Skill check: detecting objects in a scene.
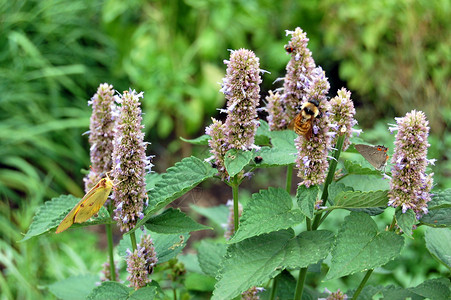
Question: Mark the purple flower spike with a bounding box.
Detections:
[126,234,158,290]
[266,91,287,130]
[388,110,434,219]
[112,90,151,232]
[295,67,332,187]
[329,88,358,151]
[207,49,261,179]
[84,83,116,191]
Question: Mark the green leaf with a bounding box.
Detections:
[344,160,384,176]
[427,189,451,209]
[144,208,211,234]
[326,212,404,280]
[296,185,320,219]
[395,209,416,238]
[86,281,130,300]
[146,172,163,192]
[129,285,159,299]
[49,274,100,300]
[255,119,271,138]
[229,188,304,243]
[197,240,228,277]
[224,149,253,177]
[382,278,451,300]
[22,195,110,241]
[180,134,210,145]
[425,227,451,270]
[134,156,217,231]
[190,204,229,228]
[420,207,451,228]
[118,229,189,264]
[212,229,334,300]
[253,146,296,167]
[327,182,354,205]
[330,190,388,209]
[339,174,390,192]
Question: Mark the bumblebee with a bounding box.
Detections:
[288,99,322,140]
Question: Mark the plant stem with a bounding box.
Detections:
[294,267,308,300]
[269,276,278,300]
[106,202,116,281]
[130,230,137,252]
[232,175,240,231]
[312,135,346,230]
[286,164,294,193]
[351,269,373,300]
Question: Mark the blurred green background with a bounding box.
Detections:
[1,0,450,298]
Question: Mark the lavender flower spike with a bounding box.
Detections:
[266,91,287,130]
[295,67,332,187]
[388,110,434,218]
[112,90,151,232]
[84,83,116,191]
[282,27,316,121]
[207,49,261,179]
[329,87,358,151]
[222,49,261,151]
[126,234,158,290]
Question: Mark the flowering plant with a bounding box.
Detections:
[24,27,449,300]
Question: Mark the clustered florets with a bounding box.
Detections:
[126,234,158,290]
[206,49,261,179]
[328,88,359,151]
[112,90,152,232]
[84,83,116,191]
[388,110,434,218]
[295,67,332,187]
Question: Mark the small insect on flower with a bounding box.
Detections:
[288,99,322,140]
[254,156,263,163]
[56,174,117,233]
[354,144,389,170]
[285,45,295,53]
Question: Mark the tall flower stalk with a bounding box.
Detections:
[84,83,116,191]
[388,110,434,218]
[126,234,158,290]
[112,90,152,233]
[206,49,261,231]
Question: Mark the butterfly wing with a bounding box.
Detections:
[74,178,113,223]
[354,144,388,169]
[55,197,85,234]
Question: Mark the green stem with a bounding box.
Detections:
[269,276,278,300]
[106,202,116,281]
[312,135,346,230]
[232,175,240,231]
[351,269,373,300]
[294,267,308,300]
[130,230,137,252]
[285,164,294,194]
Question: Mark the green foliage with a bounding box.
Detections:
[424,228,451,271]
[326,212,404,280]
[48,274,100,300]
[144,208,211,234]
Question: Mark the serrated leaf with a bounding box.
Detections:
[180,134,210,145]
[296,185,320,219]
[22,195,110,241]
[252,146,296,167]
[327,182,354,205]
[87,281,130,300]
[420,207,451,228]
[344,160,384,176]
[212,229,334,300]
[229,188,304,243]
[128,285,159,299]
[326,212,404,280]
[144,208,211,234]
[146,172,163,192]
[407,277,451,300]
[49,274,100,300]
[396,209,416,238]
[425,227,451,270]
[118,229,189,264]
[338,174,390,192]
[190,204,229,228]
[197,240,227,277]
[134,156,217,231]
[224,149,253,177]
[331,190,388,209]
[427,189,451,209]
